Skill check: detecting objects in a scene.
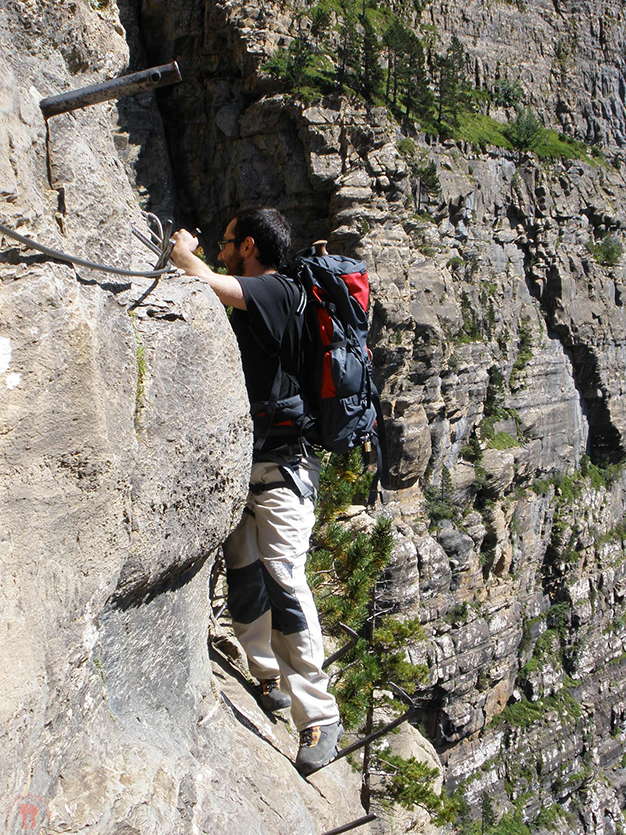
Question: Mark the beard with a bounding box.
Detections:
[224,252,245,276]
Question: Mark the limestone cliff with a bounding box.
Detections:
[4,0,626,833]
[131,0,626,830]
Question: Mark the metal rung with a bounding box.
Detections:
[308,682,419,775]
[320,813,377,835]
[322,622,360,669]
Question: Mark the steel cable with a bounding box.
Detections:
[0,222,176,278]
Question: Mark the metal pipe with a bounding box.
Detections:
[320,814,377,835]
[40,61,182,118]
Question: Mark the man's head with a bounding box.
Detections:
[217,207,291,276]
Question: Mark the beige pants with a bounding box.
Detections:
[223,452,339,732]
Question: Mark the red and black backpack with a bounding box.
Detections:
[252,242,390,495]
[291,243,390,490]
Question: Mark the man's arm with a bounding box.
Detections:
[170,230,246,310]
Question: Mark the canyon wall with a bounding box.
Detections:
[0,1,367,833]
[132,0,626,830]
[3,0,626,832]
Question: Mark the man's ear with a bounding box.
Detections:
[241,235,256,258]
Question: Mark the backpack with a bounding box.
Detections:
[289,242,390,492]
[252,241,390,497]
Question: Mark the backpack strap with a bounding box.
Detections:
[249,453,315,501]
[373,386,391,490]
[252,357,284,453]
[366,385,391,505]
[252,280,306,453]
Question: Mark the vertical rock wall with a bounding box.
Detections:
[425,0,626,148]
[5,0,626,830]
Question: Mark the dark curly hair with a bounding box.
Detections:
[232,208,291,270]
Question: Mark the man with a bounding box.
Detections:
[171,208,342,775]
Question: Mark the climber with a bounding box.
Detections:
[170,208,342,775]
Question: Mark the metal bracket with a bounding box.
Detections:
[128,214,176,309]
[322,622,360,670]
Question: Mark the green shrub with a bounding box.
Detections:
[492,78,523,108]
[547,602,571,636]
[444,602,469,625]
[381,754,449,820]
[493,684,581,730]
[447,256,465,271]
[580,454,624,488]
[397,137,416,156]
[424,489,457,524]
[506,107,545,151]
[458,291,482,341]
[462,436,483,463]
[588,234,623,266]
[490,813,532,835]
[531,479,552,496]
[509,317,533,388]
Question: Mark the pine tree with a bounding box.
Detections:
[435,35,470,134]
[441,464,453,501]
[310,4,331,52]
[307,452,451,823]
[507,106,545,151]
[383,19,405,107]
[361,16,384,102]
[287,30,314,91]
[405,34,433,123]
[337,12,361,92]
[457,793,473,834]
[481,792,496,834]
[415,158,440,210]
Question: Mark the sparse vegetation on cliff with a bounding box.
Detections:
[587,233,624,266]
[261,3,603,164]
[307,451,454,821]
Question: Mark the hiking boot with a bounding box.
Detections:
[256,678,291,711]
[295,721,344,775]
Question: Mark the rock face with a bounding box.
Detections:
[426,0,626,149]
[1,2,370,833]
[5,0,626,832]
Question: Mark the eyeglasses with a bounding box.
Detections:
[217,237,244,252]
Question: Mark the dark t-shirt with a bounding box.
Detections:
[230,273,303,406]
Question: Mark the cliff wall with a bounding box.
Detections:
[131,0,626,830]
[4,0,626,832]
[427,0,626,149]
